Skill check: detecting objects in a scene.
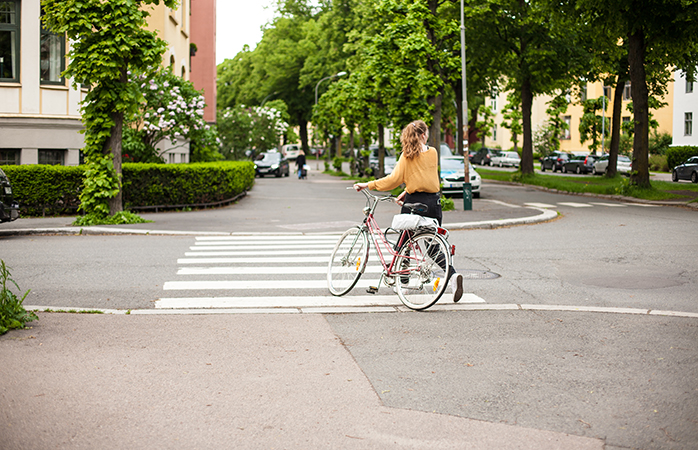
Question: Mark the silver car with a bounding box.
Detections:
[593,155,632,175]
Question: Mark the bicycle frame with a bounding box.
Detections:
[355,189,448,284]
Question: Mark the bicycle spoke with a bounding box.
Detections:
[327,227,369,296]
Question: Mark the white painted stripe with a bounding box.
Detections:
[194,238,342,246]
[195,235,342,242]
[589,202,627,207]
[178,257,331,264]
[622,203,661,207]
[524,202,557,208]
[163,278,386,290]
[557,202,593,208]
[185,249,333,256]
[155,293,486,309]
[189,244,337,251]
[177,266,384,275]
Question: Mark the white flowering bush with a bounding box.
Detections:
[217,100,289,160]
[124,68,222,163]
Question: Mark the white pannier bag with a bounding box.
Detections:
[391,214,438,230]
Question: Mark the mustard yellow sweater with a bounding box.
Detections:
[367,147,440,194]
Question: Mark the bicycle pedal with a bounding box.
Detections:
[366,286,378,294]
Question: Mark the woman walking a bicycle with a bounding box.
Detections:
[353,120,464,302]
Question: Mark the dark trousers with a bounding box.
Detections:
[401,191,442,226]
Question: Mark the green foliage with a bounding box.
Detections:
[440,196,455,211]
[0,165,83,216]
[122,162,255,208]
[500,94,523,150]
[332,157,345,172]
[126,67,223,163]
[648,131,672,156]
[217,102,289,160]
[2,162,255,216]
[42,0,178,217]
[0,260,37,335]
[73,211,151,227]
[648,154,669,172]
[666,146,698,170]
[578,96,610,153]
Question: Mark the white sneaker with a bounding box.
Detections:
[452,273,463,303]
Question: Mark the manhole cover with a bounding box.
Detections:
[459,269,500,280]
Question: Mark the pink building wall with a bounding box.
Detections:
[190,0,217,123]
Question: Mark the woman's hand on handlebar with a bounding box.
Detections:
[353,182,369,192]
[395,190,406,206]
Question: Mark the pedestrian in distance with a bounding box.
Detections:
[353,120,464,302]
[296,150,307,179]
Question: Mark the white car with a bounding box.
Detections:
[593,155,632,175]
[491,151,521,168]
[441,159,481,198]
[281,144,302,160]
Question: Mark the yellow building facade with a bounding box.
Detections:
[485,79,674,154]
[143,2,191,81]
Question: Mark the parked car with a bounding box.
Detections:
[0,168,20,223]
[254,152,290,177]
[540,152,573,172]
[368,145,396,176]
[440,152,482,198]
[491,151,521,168]
[593,154,632,175]
[471,147,501,166]
[281,144,302,160]
[672,156,698,183]
[562,154,597,174]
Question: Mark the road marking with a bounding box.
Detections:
[195,235,342,242]
[589,202,627,207]
[557,202,593,208]
[622,203,662,207]
[190,243,337,250]
[155,294,486,309]
[177,266,384,275]
[524,202,557,208]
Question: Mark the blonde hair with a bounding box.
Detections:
[400,120,429,159]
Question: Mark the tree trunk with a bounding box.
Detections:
[520,78,534,175]
[628,30,651,188]
[429,93,443,159]
[348,127,356,176]
[606,78,625,178]
[107,109,124,216]
[299,116,309,155]
[378,123,385,178]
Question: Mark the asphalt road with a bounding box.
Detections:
[1,171,697,450]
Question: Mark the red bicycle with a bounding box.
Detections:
[327,188,454,310]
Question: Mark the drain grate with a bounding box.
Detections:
[459,269,500,280]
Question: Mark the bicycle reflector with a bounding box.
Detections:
[451,245,456,256]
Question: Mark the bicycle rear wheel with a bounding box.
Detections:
[328,227,369,296]
[394,232,451,310]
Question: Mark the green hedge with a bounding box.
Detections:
[666,146,698,170]
[0,161,255,216]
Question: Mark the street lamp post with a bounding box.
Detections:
[313,71,347,169]
[460,0,472,210]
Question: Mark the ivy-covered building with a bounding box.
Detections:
[0,0,205,166]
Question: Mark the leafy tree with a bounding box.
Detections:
[579,96,610,155]
[476,106,496,145]
[217,101,289,160]
[465,0,589,175]
[42,0,177,219]
[125,68,222,163]
[574,0,698,188]
[500,94,523,151]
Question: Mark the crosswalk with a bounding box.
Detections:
[156,234,486,313]
[525,201,661,209]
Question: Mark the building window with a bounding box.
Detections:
[622,116,631,135]
[490,88,498,112]
[492,124,497,141]
[562,116,571,140]
[580,84,587,102]
[687,78,694,94]
[0,148,20,165]
[686,113,693,136]
[0,0,20,82]
[623,82,632,100]
[603,86,611,98]
[38,149,65,165]
[40,13,65,84]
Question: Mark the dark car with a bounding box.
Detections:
[541,152,573,172]
[471,148,501,166]
[0,168,20,223]
[254,152,290,177]
[562,154,597,174]
[368,145,396,176]
[672,156,698,183]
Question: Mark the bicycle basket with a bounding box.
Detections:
[391,214,438,230]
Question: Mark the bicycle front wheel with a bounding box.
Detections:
[395,232,451,310]
[328,227,369,296]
